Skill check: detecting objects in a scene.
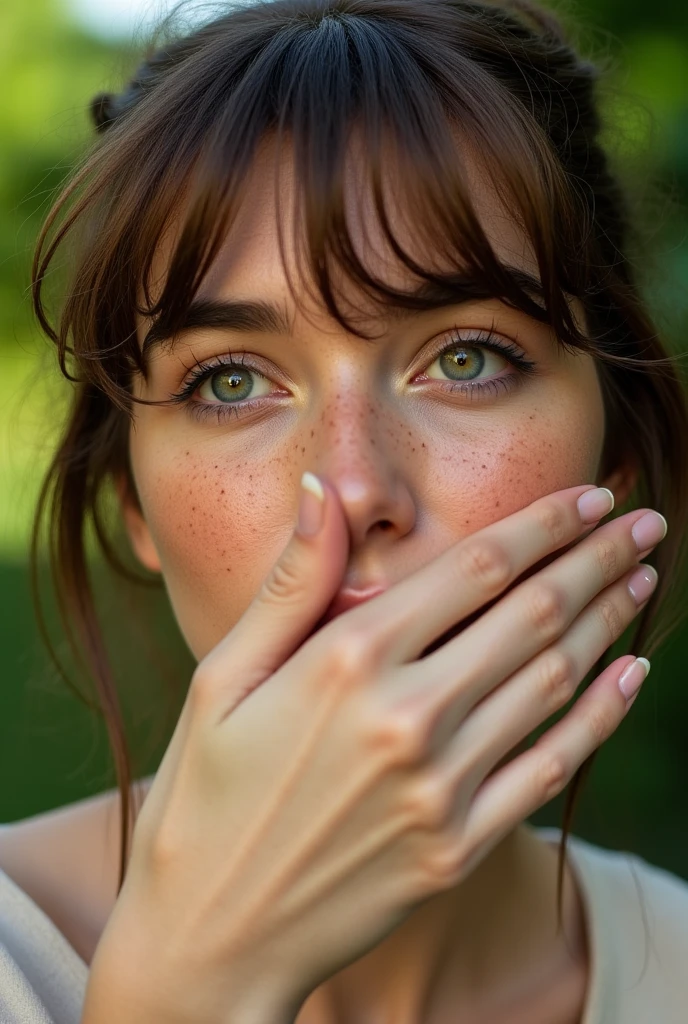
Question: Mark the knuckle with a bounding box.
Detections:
[368,704,433,766]
[525,583,568,640]
[534,501,569,546]
[537,649,578,710]
[585,703,614,746]
[322,625,376,685]
[344,610,395,663]
[401,771,454,829]
[594,538,620,586]
[455,538,511,593]
[261,555,306,604]
[419,839,465,888]
[595,596,624,644]
[533,747,568,802]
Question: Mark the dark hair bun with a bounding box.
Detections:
[90,91,116,133]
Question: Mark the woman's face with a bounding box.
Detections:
[127,144,620,661]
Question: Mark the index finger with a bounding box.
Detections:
[343,484,614,664]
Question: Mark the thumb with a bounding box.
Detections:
[198,472,350,713]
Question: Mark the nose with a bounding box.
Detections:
[309,389,417,550]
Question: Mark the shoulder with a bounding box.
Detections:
[565,830,688,937]
[0,850,89,1023]
[592,840,688,963]
[535,826,688,1023]
[0,777,154,966]
[536,825,688,919]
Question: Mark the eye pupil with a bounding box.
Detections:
[440,345,484,380]
[210,367,253,402]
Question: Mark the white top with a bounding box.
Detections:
[0,826,687,1022]
[536,826,688,1023]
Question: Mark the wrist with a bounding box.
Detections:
[82,924,298,1024]
[82,970,296,1024]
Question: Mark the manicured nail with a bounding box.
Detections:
[297,472,325,537]
[577,487,615,524]
[618,657,651,702]
[627,564,658,606]
[631,511,668,553]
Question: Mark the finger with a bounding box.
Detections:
[402,506,664,742]
[343,484,616,664]
[435,562,657,791]
[196,472,350,717]
[456,652,648,877]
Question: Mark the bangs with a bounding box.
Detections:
[36,0,597,409]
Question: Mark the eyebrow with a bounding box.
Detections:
[141,267,547,364]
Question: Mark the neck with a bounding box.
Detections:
[297,824,589,1024]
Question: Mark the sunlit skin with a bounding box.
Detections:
[123,138,636,1022]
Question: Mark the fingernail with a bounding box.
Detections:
[577,487,615,524]
[618,657,651,702]
[297,472,325,537]
[627,564,658,606]
[632,511,668,553]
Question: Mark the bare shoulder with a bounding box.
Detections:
[0,776,155,964]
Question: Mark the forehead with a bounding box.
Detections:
[144,131,537,328]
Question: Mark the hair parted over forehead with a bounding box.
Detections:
[30,0,688,901]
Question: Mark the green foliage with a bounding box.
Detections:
[0,0,134,340]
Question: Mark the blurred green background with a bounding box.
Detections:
[1,0,687,876]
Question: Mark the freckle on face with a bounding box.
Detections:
[127,148,605,661]
[432,409,601,539]
[139,385,598,659]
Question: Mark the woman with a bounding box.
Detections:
[1,0,687,1020]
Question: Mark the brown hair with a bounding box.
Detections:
[31,0,688,937]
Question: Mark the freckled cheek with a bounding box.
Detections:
[429,409,604,537]
[135,451,296,659]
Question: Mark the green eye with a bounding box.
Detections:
[426,343,508,382]
[440,346,483,380]
[197,366,271,403]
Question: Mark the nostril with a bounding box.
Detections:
[378,520,393,531]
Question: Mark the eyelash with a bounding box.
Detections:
[167,328,538,424]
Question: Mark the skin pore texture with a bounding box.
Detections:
[120,136,637,1023]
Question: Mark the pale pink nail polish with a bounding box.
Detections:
[618,657,651,702]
